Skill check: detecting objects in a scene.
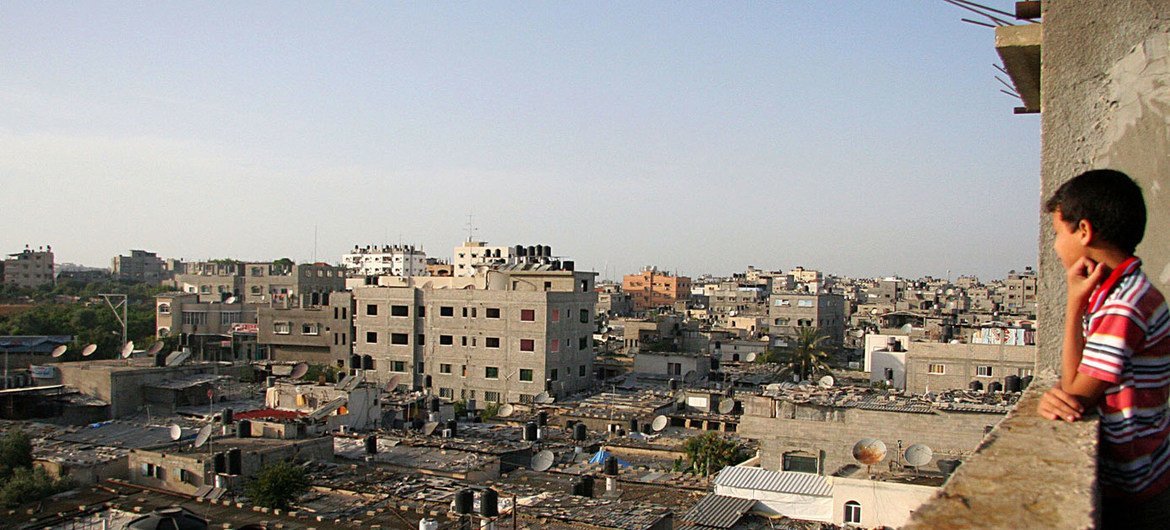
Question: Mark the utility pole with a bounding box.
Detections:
[99,293,128,348]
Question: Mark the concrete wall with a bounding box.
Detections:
[1038,0,1170,370]
[829,476,936,528]
[903,342,1035,394]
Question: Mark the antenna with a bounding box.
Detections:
[81,344,97,357]
[852,438,888,470]
[385,374,401,392]
[120,341,135,359]
[307,396,348,421]
[744,352,757,363]
[146,341,164,356]
[289,363,309,380]
[718,399,735,415]
[651,415,668,432]
[51,345,67,358]
[900,323,913,334]
[193,424,214,448]
[818,375,835,388]
[683,370,697,384]
[224,295,237,305]
[168,424,183,441]
[533,391,552,405]
[904,444,933,469]
[497,403,515,418]
[423,421,440,436]
[531,450,554,472]
[165,350,192,367]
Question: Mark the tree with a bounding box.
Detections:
[681,432,748,476]
[246,461,309,510]
[0,430,33,480]
[0,430,72,507]
[765,326,833,382]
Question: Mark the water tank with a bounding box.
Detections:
[669,379,678,391]
[573,423,587,441]
[542,245,551,258]
[580,475,595,497]
[563,260,574,271]
[236,419,251,438]
[266,376,276,388]
[969,380,984,392]
[1004,375,1021,393]
[1021,375,1034,389]
[227,448,242,475]
[155,353,167,367]
[480,488,499,517]
[446,419,458,436]
[604,456,619,476]
[523,422,538,441]
[988,381,1004,393]
[537,411,548,426]
[213,452,226,474]
[429,398,440,412]
[419,519,439,530]
[222,408,233,424]
[412,418,425,431]
[628,418,639,432]
[514,245,525,257]
[454,489,475,515]
[527,246,537,258]
[641,423,652,435]
[365,435,377,455]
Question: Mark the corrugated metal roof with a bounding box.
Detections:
[714,466,832,497]
[682,494,756,528]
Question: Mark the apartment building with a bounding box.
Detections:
[257,291,353,366]
[622,266,691,312]
[174,261,345,305]
[2,246,54,288]
[342,244,429,277]
[768,292,846,348]
[452,241,563,277]
[154,293,258,361]
[351,266,597,404]
[112,249,167,283]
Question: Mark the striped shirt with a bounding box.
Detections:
[1079,257,1170,501]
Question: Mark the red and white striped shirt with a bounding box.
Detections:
[1079,257,1170,501]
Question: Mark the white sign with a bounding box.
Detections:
[30,365,56,379]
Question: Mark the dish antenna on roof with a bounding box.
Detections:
[165,350,192,367]
[51,345,67,358]
[533,391,552,405]
[818,375,835,388]
[385,374,401,392]
[718,399,736,415]
[193,424,214,448]
[423,421,440,436]
[289,363,309,380]
[146,341,164,356]
[900,324,913,334]
[340,371,364,392]
[307,396,348,421]
[852,438,888,467]
[651,415,668,432]
[683,370,697,384]
[904,444,933,468]
[531,450,554,472]
[336,373,354,389]
[744,352,757,363]
[168,424,183,441]
[120,341,135,359]
[81,344,97,357]
[498,403,515,418]
[224,296,237,304]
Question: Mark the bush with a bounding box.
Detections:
[246,461,309,510]
[0,430,34,480]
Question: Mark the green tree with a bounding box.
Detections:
[0,430,34,480]
[765,326,832,382]
[0,430,72,507]
[246,461,309,510]
[682,432,747,476]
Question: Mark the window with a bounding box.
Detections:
[521,309,535,321]
[440,363,452,374]
[551,309,560,322]
[550,340,560,353]
[977,365,994,377]
[520,339,535,352]
[391,333,408,345]
[182,312,207,326]
[486,337,500,348]
[391,361,406,372]
[251,285,262,295]
[844,501,861,525]
[417,306,426,317]
[550,368,558,381]
[484,391,500,403]
[798,300,814,307]
[485,366,500,379]
[391,305,409,317]
[462,307,468,318]
[366,331,378,343]
[579,365,586,377]
[274,321,291,335]
[928,363,945,375]
[783,453,819,474]
[667,362,682,376]
[579,337,588,350]
[440,335,453,345]
[486,307,500,319]
[580,309,589,323]
[417,362,425,373]
[439,387,454,399]
[302,323,319,336]
[520,369,534,382]
[440,306,454,317]
[366,304,378,316]
[417,334,426,345]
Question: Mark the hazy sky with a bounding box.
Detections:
[1,3,1040,280]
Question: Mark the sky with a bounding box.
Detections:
[0,2,1040,281]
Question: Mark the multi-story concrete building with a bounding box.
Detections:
[174,261,345,305]
[999,268,1038,317]
[257,291,353,366]
[342,244,429,277]
[902,342,1035,395]
[154,293,258,361]
[452,241,562,276]
[622,266,691,312]
[768,292,846,348]
[2,246,54,288]
[112,249,167,283]
[351,266,597,404]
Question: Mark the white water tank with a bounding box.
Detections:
[419,519,439,530]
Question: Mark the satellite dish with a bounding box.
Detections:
[718,399,735,415]
[165,350,192,367]
[900,324,913,334]
[307,396,348,421]
[168,424,183,441]
[336,374,354,389]
[745,352,757,362]
[531,450,554,472]
[289,363,309,380]
[341,371,364,392]
[81,344,97,357]
[386,374,401,392]
[423,422,440,436]
[121,341,135,359]
[224,296,237,304]
[651,415,668,432]
[51,345,67,358]
[818,375,835,388]
[146,341,164,355]
[904,444,933,467]
[193,424,214,448]
[533,391,551,404]
[852,438,887,466]
[683,370,697,384]
[498,404,515,418]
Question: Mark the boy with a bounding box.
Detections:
[1037,169,1170,527]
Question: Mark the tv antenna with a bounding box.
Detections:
[120,341,135,359]
[81,344,98,357]
[146,341,164,356]
[852,438,888,473]
[464,213,479,242]
[531,450,554,472]
[904,444,933,473]
[497,403,515,418]
[168,424,183,442]
[289,363,309,380]
[51,345,67,358]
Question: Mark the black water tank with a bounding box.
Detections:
[641,423,652,435]
[237,419,251,438]
[222,408,233,424]
[412,418,425,431]
[155,353,166,367]
[446,419,458,436]
[669,379,678,391]
[523,422,538,441]
[429,398,440,412]
[628,418,639,432]
[515,245,525,257]
[573,423,587,441]
[581,475,595,497]
[604,456,618,476]
[454,489,475,515]
[563,260,574,271]
[1021,375,1034,389]
[365,435,377,454]
[969,380,984,392]
[537,411,548,427]
[988,381,1004,393]
[542,245,551,258]
[1004,375,1021,393]
[227,448,242,475]
[213,452,226,474]
[480,488,499,517]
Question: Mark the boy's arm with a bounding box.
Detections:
[1039,257,1107,421]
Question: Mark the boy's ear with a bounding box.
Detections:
[1077,219,1095,245]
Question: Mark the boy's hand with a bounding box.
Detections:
[1066,257,1106,312]
[1038,386,1084,422]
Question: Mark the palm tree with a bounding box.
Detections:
[770,326,832,382]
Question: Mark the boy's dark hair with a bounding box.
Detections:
[1045,169,1146,253]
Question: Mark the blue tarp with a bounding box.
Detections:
[588,449,631,467]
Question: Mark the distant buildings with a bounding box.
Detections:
[623,266,691,312]
[342,244,429,277]
[173,261,346,305]
[2,246,54,288]
[452,241,566,276]
[769,292,846,348]
[112,250,167,283]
